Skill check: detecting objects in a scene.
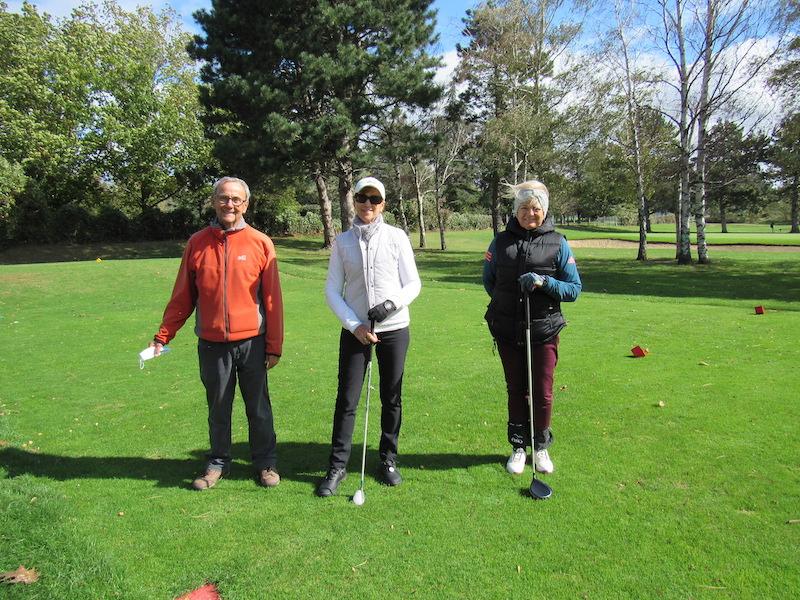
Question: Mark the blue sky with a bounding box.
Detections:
[5,0,473,53]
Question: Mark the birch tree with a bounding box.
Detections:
[653,0,787,263]
[605,0,659,260]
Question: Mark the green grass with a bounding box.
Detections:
[1,232,799,599]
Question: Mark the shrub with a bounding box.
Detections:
[49,204,92,243]
[445,212,493,230]
[93,206,129,241]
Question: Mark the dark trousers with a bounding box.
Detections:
[329,327,410,469]
[497,336,559,451]
[198,336,276,471]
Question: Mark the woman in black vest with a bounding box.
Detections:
[482,180,582,477]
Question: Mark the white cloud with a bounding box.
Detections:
[435,49,461,87]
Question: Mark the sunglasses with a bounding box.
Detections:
[355,193,384,205]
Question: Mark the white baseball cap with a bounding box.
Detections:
[354,176,386,201]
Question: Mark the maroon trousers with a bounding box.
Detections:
[496,336,559,450]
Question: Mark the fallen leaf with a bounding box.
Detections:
[698,361,709,366]
[117,511,125,517]
[516,565,521,574]
[559,385,568,391]
[787,519,800,524]
[657,401,665,408]
[0,565,40,584]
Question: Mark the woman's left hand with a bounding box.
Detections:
[353,324,379,345]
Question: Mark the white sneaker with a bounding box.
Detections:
[534,449,554,474]
[506,448,527,475]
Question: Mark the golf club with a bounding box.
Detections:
[524,289,553,500]
[353,319,375,506]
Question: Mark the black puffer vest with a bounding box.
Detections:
[485,216,566,346]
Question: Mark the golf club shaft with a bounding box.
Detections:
[524,291,536,469]
[358,320,376,492]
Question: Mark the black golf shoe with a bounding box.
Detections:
[379,460,402,486]
[316,467,347,497]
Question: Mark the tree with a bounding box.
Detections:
[79,2,214,215]
[0,1,215,243]
[604,0,660,260]
[705,121,770,231]
[769,112,800,233]
[457,0,592,234]
[189,0,441,247]
[652,0,787,263]
[769,0,800,107]
[0,2,103,212]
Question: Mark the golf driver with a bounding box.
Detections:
[524,289,553,500]
[353,319,376,506]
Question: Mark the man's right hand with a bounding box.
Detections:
[148,340,164,356]
[353,325,378,346]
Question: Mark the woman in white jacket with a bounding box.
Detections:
[317,176,421,497]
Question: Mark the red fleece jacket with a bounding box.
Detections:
[154,224,284,356]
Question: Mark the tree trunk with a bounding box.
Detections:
[615,4,648,261]
[436,195,447,251]
[336,152,355,231]
[393,162,409,233]
[411,162,426,248]
[313,168,335,249]
[792,175,799,233]
[674,0,693,264]
[693,0,715,265]
[719,200,728,233]
[489,171,501,236]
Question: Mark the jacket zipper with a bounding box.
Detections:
[223,234,230,340]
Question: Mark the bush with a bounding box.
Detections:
[445,212,493,230]
[92,206,129,241]
[49,204,93,243]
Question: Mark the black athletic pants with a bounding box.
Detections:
[198,336,277,472]
[328,327,410,469]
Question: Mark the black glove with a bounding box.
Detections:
[368,299,396,323]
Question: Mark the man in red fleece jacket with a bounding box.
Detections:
[149,177,284,490]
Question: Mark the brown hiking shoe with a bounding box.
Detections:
[257,467,280,488]
[192,468,224,490]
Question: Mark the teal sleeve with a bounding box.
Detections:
[541,237,581,302]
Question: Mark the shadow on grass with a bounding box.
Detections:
[413,248,800,305]
[0,240,188,264]
[0,236,325,265]
[0,442,502,491]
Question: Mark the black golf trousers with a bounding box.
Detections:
[328,326,410,470]
[198,335,277,472]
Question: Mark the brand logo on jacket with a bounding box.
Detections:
[237,255,247,261]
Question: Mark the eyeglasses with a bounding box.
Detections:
[215,195,246,206]
[518,205,543,214]
[355,193,384,205]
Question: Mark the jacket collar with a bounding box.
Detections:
[506,215,555,239]
[210,217,248,240]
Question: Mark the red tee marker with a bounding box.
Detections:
[754,306,765,315]
[176,583,221,600]
[631,345,649,358]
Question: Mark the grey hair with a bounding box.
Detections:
[212,177,251,202]
[505,180,550,216]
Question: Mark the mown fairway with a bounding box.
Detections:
[1,231,799,599]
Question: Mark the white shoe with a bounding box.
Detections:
[534,449,554,474]
[506,448,527,475]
